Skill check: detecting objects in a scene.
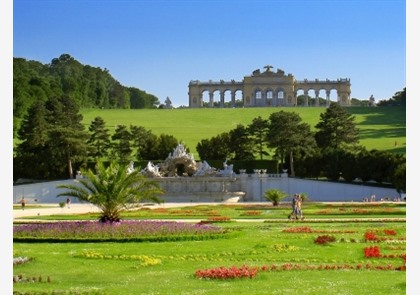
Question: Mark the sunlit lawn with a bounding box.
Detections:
[13,202,406,294]
[80,107,406,157]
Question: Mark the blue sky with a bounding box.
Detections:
[13,0,406,107]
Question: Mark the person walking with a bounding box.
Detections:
[296,195,304,220]
[20,197,26,210]
[66,197,71,208]
[288,194,299,220]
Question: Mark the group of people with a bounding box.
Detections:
[288,193,304,220]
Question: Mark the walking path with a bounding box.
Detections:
[13,202,272,222]
[13,202,405,223]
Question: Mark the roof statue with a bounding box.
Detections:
[164,96,173,109]
[263,65,273,72]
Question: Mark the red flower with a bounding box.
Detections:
[364,246,381,257]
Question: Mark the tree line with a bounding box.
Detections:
[14,54,160,136]
[13,94,180,181]
[195,102,405,193]
[13,90,406,194]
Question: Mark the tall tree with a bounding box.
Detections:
[229,124,255,160]
[314,102,360,151]
[15,100,50,179]
[44,95,89,178]
[247,116,269,160]
[196,133,231,160]
[130,125,156,161]
[15,95,89,180]
[314,103,360,180]
[150,134,180,160]
[87,116,111,160]
[111,125,132,162]
[267,111,316,177]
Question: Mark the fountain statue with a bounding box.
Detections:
[138,144,245,202]
[141,161,162,178]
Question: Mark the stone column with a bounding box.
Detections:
[315,90,320,106]
[304,90,309,106]
[199,93,203,107]
[326,90,330,107]
[209,92,214,107]
[231,92,236,108]
[220,92,225,108]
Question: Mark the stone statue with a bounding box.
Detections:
[164,97,173,109]
[127,161,135,174]
[141,161,162,178]
[218,159,235,177]
[159,144,198,177]
[194,160,217,176]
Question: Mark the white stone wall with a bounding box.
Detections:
[13,175,401,204]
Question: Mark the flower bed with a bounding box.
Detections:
[13,220,229,242]
[195,265,258,280]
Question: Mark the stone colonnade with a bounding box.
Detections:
[188,66,351,108]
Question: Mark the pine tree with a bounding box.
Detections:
[87,116,111,160]
[267,111,316,177]
[314,102,360,151]
[111,125,132,162]
[14,95,89,180]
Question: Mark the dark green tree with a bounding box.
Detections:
[314,103,360,179]
[87,117,111,160]
[267,111,316,177]
[196,133,231,160]
[15,95,89,180]
[229,124,255,160]
[128,87,161,109]
[149,134,180,160]
[377,88,406,107]
[130,125,155,161]
[15,100,50,179]
[44,95,89,178]
[111,125,132,162]
[392,162,406,194]
[314,102,360,151]
[247,116,269,160]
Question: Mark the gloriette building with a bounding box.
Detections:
[188,65,351,108]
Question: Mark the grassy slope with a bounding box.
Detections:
[80,107,406,158]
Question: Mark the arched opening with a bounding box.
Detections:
[233,90,244,107]
[307,89,316,106]
[175,163,185,176]
[317,89,328,106]
[296,89,306,106]
[254,89,263,106]
[276,89,285,106]
[223,89,232,108]
[266,89,274,106]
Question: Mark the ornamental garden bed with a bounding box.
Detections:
[13,217,406,295]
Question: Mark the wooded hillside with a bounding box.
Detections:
[13,54,160,133]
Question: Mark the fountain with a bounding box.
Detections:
[137,144,246,203]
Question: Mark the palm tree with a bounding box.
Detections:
[57,160,164,222]
[264,189,289,206]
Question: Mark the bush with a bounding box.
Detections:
[264,189,288,206]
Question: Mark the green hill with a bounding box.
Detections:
[80,106,406,159]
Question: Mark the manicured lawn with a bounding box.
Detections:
[13,203,406,294]
[80,107,406,157]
